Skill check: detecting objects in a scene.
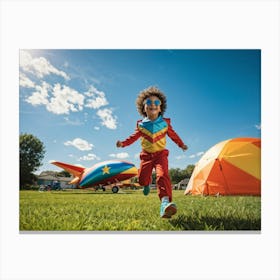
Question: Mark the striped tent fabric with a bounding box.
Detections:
[184,137,261,196]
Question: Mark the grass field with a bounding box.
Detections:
[19,189,261,231]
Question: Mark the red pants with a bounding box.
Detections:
[138,149,172,202]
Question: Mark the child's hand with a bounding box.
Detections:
[116,140,123,148]
[182,144,188,151]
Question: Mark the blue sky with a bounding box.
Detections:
[19,49,261,174]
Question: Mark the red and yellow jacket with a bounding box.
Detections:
[120,116,185,153]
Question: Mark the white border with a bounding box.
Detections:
[1,1,279,279]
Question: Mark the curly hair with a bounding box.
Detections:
[135,86,167,117]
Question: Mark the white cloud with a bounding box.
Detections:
[64,138,94,151]
[78,153,100,161]
[109,152,129,159]
[62,117,84,126]
[175,155,186,160]
[96,108,117,129]
[84,85,108,109]
[23,79,114,119]
[46,83,84,114]
[19,72,36,88]
[25,81,50,106]
[189,151,204,159]
[19,50,70,80]
[24,82,85,115]
[19,52,119,131]
[255,123,261,130]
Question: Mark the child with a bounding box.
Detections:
[116,86,188,218]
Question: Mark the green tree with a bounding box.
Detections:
[169,168,185,184]
[57,170,71,177]
[151,171,156,184]
[20,133,46,188]
[168,165,195,184]
[185,164,195,178]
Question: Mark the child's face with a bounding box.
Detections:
[143,95,161,120]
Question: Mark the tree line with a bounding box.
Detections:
[20,133,195,189]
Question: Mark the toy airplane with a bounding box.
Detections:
[50,160,138,193]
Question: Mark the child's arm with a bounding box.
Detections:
[116,124,141,148]
[165,118,188,151]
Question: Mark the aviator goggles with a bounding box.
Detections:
[144,99,161,106]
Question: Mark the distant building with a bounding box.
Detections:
[37,173,75,189]
[174,178,190,190]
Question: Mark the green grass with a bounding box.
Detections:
[19,189,261,231]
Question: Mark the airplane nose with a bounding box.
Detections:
[122,165,138,176]
[130,166,138,175]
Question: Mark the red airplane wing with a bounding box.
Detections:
[50,161,85,177]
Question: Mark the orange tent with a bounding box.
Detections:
[184,137,261,196]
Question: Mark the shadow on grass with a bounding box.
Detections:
[169,214,261,231]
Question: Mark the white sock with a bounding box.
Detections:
[161,196,169,203]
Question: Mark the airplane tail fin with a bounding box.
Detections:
[50,161,85,185]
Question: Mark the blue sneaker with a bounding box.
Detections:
[160,198,177,218]
[143,185,150,196]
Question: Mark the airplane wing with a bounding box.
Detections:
[50,160,85,177]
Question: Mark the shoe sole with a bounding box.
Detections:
[161,204,177,219]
